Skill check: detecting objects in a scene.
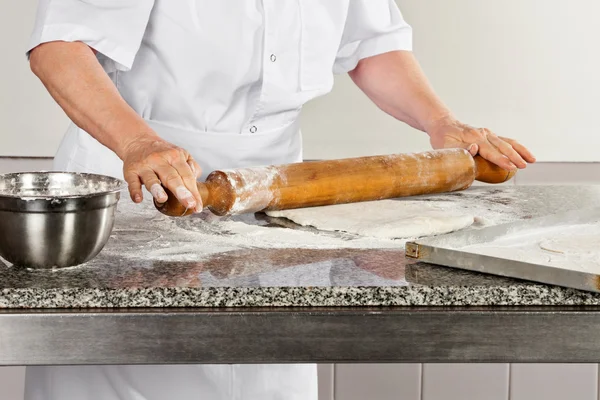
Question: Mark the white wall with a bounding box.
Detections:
[303,0,600,162]
[2,0,599,160]
[0,0,69,157]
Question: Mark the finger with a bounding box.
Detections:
[153,164,197,210]
[467,143,479,156]
[172,157,203,212]
[487,134,527,168]
[187,160,197,177]
[478,142,517,171]
[187,157,202,179]
[138,168,168,203]
[124,169,144,203]
[499,136,536,163]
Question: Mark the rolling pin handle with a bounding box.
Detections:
[473,155,517,184]
[154,182,210,217]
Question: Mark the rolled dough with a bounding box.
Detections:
[265,200,474,239]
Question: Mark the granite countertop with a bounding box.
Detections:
[2,185,600,309]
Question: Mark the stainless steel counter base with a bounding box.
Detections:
[2,306,599,365]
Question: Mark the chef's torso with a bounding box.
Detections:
[124,0,337,137]
[29,0,412,179]
[26,1,412,399]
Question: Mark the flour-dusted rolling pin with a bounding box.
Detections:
[155,148,515,217]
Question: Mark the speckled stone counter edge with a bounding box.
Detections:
[2,285,600,308]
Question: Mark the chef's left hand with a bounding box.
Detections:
[427,116,536,171]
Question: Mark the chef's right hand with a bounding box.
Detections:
[119,135,203,212]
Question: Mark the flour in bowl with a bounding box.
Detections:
[0,172,124,198]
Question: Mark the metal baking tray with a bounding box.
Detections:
[405,207,600,293]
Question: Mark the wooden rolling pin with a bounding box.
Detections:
[155,148,515,217]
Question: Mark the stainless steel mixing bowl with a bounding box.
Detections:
[0,172,126,269]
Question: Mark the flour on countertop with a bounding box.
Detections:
[97,189,523,263]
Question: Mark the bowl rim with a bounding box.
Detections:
[0,171,128,200]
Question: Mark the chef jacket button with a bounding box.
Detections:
[250,126,257,133]
[270,54,277,62]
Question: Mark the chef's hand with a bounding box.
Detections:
[119,135,203,212]
[427,116,536,171]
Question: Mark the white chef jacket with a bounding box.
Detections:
[25,1,412,399]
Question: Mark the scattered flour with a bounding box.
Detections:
[459,223,600,273]
[99,189,522,263]
[103,203,401,263]
[540,235,600,255]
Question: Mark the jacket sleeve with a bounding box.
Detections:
[334,0,413,74]
[27,0,155,72]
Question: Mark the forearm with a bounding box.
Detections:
[29,41,158,159]
[348,50,453,134]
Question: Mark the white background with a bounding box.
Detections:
[2,0,600,161]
